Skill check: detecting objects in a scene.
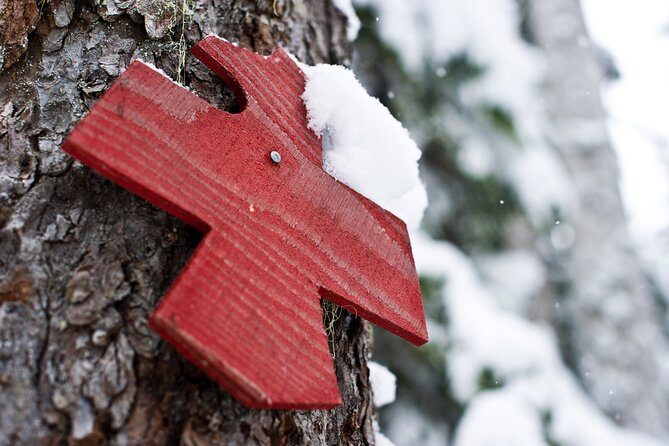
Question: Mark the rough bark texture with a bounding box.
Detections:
[528,0,669,439]
[0,1,375,444]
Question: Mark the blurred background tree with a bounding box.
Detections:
[352,0,669,445]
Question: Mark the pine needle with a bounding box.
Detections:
[175,0,193,84]
[322,300,343,359]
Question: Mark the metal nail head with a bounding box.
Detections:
[270,150,282,164]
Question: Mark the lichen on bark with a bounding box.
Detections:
[0,1,372,444]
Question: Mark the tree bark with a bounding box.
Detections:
[0,1,375,444]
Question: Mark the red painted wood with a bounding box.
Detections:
[61,36,428,409]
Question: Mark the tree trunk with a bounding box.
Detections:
[0,1,375,444]
[528,0,669,439]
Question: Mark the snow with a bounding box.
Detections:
[412,232,560,401]
[355,0,539,117]
[205,34,238,46]
[136,59,172,80]
[368,361,396,407]
[135,59,190,91]
[455,135,495,178]
[411,232,665,446]
[354,0,574,223]
[373,422,398,446]
[581,0,669,302]
[301,63,427,229]
[338,0,669,444]
[381,404,448,446]
[454,391,545,446]
[505,147,574,222]
[368,359,398,444]
[456,377,665,446]
[332,0,361,41]
[581,0,669,238]
[476,250,546,315]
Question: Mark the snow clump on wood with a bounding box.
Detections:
[301,64,427,230]
[368,361,397,407]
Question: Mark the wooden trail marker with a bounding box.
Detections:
[62,36,428,409]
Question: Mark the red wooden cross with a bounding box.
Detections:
[62,36,428,409]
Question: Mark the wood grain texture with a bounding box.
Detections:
[61,36,428,409]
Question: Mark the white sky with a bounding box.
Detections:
[581,0,669,242]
